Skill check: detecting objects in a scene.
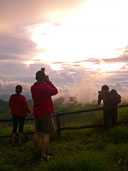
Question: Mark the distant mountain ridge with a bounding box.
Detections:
[0,94,10,101]
[0,99,10,119]
[0,93,32,101]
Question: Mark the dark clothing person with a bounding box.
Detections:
[110,107,118,126]
[9,85,31,145]
[98,86,121,129]
[102,107,117,129]
[109,89,121,126]
[98,88,111,129]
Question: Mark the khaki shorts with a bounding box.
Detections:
[35,114,55,134]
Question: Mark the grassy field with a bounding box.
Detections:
[0,104,128,170]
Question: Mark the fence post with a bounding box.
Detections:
[56,113,61,137]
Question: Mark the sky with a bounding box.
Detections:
[0,0,128,103]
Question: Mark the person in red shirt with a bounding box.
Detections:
[31,68,58,161]
[9,85,31,146]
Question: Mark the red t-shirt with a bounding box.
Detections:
[9,94,31,117]
[31,81,58,117]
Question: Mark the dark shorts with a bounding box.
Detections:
[12,115,25,133]
[35,114,55,134]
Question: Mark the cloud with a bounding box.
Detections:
[0,60,127,103]
[0,0,84,31]
[0,0,128,104]
[0,79,31,94]
[0,32,40,62]
[0,0,85,64]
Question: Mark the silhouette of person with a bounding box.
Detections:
[109,89,121,126]
[31,68,58,160]
[9,85,31,146]
[98,85,121,129]
[98,85,111,129]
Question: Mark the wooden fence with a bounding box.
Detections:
[0,104,128,138]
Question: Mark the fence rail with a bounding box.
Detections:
[0,104,128,138]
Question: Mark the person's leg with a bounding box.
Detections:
[18,117,25,144]
[12,133,16,145]
[114,108,118,123]
[35,114,54,159]
[41,133,50,158]
[34,132,40,152]
[12,116,18,145]
[40,114,55,158]
[103,109,109,130]
[111,108,117,127]
[34,117,41,152]
[18,133,23,144]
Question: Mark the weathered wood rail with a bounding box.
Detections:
[0,104,128,138]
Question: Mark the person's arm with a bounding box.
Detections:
[98,93,102,105]
[23,96,31,113]
[46,80,58,96]
[9,96,12,107]
[118,94,121,104]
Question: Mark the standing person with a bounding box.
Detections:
[98,85,111,129]
[109,89,121,126]
[31,68,58,161]
[98,85,121,129]
[9,85,31,146]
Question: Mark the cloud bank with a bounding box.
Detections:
[0,0,128,104]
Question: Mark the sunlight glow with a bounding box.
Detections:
[28,0,128,71]
[50,63,62,70]
[82,60,125,72]
[98,61,124,72]
[25,60,35,65]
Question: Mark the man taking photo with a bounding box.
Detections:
[31,68,58,161]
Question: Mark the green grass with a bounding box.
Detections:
[33,151,116,171]
[0,122,128,170]
[0,129,114,171]
[0,103,128,170]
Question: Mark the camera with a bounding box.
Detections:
[41,68,49,83]
[41,68,45,75]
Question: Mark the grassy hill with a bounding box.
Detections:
[0,99,10,119]
[0,103,128,170]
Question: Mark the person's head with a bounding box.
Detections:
[15,85,22,94]
[35,68,47,81]
[101,85,109,92]
[35,70,46,81]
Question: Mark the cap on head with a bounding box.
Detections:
[101,85,109,91]
[15,85,22,94]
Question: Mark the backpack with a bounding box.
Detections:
[109,92,121,106]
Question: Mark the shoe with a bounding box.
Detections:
[12,144,16,147]
[40,155,54,161]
